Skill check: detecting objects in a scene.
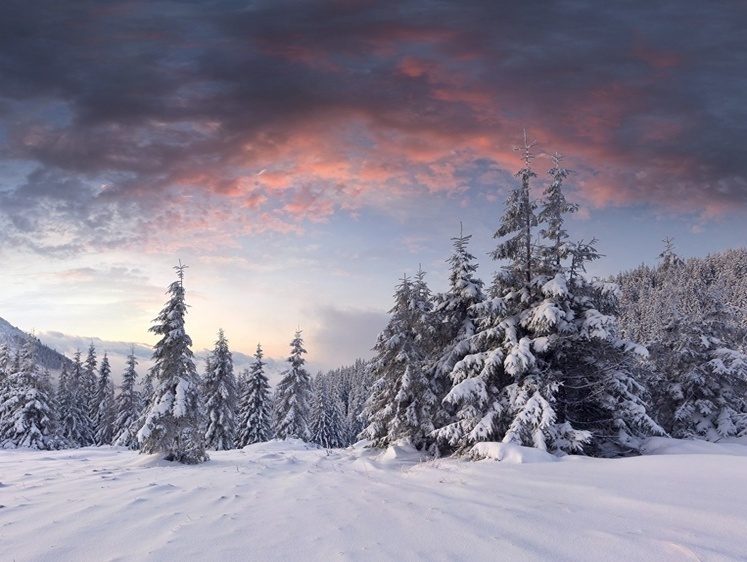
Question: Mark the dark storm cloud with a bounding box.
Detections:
[1,0,745,252]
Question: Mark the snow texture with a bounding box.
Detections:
[1,438,746,560]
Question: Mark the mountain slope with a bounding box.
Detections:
[0,316,72,371]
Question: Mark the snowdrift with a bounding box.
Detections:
[1,438,746,561]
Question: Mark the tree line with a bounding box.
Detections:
[1,134,745,462]
[0,266,372,459]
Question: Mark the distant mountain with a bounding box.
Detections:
[0,316,73,372]
[2,315,286,385]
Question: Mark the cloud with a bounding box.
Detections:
[306,305,388,372]
[1,0,745,255]
[36,330,288,387]
[35,331,155,383]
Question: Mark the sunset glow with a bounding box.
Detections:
[1,1,745,372]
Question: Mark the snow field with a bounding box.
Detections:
[1,438,747,561]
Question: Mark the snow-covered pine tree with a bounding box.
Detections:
[0,340,10,386]
[344,359,374,444]
[40,366,56,416]
[133,367,155,444]
[236,343,273,447]
[203,329,238,450]
[235,368,248,408]
[82,342,99,445]
[10,348,21,379]
[55,360,70,432]
[273,330,312,441]
[234,368,250,445]
[541,277,665,456]
[360,272,441,452]
[657,237,685,271]
[113,348,141,449]
[138,263,208,464]
[0,339,59,449]
[0,343,14,444]
[58,350,95,447]
[436,137,545,452]
[140,368,154,413]
[430,228,486,443]
[0,341,11,428]
[438,138,662,456]
[537,153,578,275]
[310,375,345,449]
[412,266,437,352]
[491,130,539,287]
[94,352,116,445]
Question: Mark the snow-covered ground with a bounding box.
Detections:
[2,438,747,561]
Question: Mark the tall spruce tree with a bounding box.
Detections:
[432,228,486,395]
[94,353,116,445]
[537,153,578,274]
[491,130,539,287]
[274,330,312,441]
[0,343,17,445]
[0,340,59,449]
[58,350,95,446]
[82,342,99,444]
[0,342,12,430]
[113,349,141,449]
[138,263,208,464]
[204,329,238,450]
[437,138,662,456]
[134,367,155,443]
[0,341,10,390]
[657,237,685,271]
[236,343,273,446]
[360,272,441,451]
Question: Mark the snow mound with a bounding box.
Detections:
[242,437,317,453]
[1,444,747,560]
[640,436,747,457]
[350,439,373,449]
[124,453,178,468]
[470,442,558,463]
[379,441,423,462]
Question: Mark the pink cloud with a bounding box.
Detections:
[5,0,745,259]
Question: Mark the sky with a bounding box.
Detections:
[1,0,746,373]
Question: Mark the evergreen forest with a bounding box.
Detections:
[2,141,745,463]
